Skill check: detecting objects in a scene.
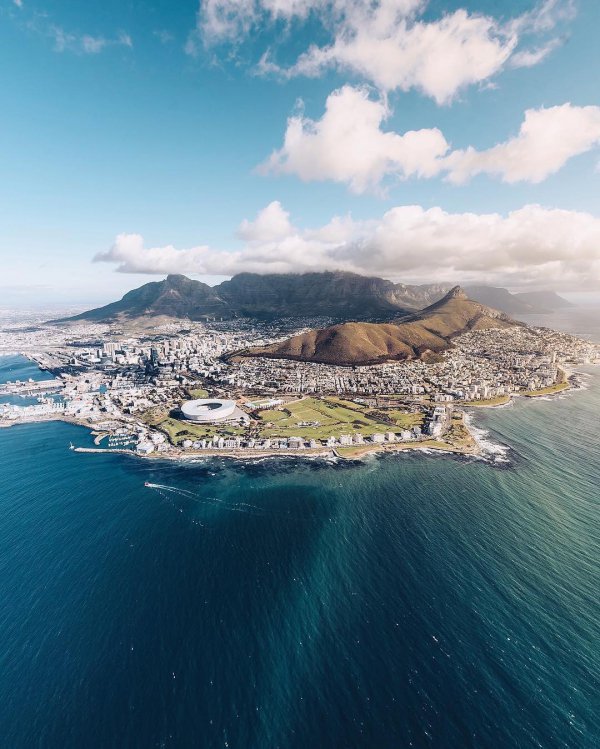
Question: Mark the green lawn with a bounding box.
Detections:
[521,381,569,397]
[256,397,420,439]
[156,417,246,444]
[188,387,209,399]
[140,408,246,444]
[141,396,422,445]
[460,395,512,407]
[369,408,422,428]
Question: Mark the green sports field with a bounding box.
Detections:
[257,397,421,439]
[141,396,422,444]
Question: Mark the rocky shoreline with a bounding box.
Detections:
[1,372,586,465]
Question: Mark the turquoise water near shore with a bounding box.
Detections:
[0,315,599,748]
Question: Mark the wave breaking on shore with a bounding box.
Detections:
[462,412,511,465]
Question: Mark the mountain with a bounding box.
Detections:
[512,291,573,313]
[57,272,449,324]
[56,272,573,325]
[216,272,451,319]
[463,286,537,315]
[464,286,572,315]
[60,275,229,323]
[234,287,518,366]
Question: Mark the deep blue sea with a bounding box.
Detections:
[0,315,599,748]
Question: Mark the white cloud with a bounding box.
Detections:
[261,86,449,192]
[94,202,600,290]
[72,31,132,55]
[284,7,517,105]
[261,89,600,191]
[13,0,24,9]
[198,0,259,44]
[94,234,216,275]
[445,104,600,184]
[48,25,76,53]
[237,201,294,241]
[154,30,175,44]
[194,0,330,46]
[509,38,561,68]
[513,0,576,35]
[25,16,133,55]
[81,35,108,54]
[117,31,133,48]
[189,0,573,103]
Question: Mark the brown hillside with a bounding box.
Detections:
[236,287,517,366]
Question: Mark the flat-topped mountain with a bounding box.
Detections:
[235,287,518,366]
[215,272,448,318]
[57,272,449,324]
[57,272,573,325]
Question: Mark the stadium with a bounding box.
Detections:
[180,399,237,423]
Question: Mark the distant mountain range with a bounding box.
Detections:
[462,286,572,315]
[234,287,518,367]
[57,272,573,325]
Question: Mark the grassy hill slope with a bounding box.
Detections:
[238,287,516,366]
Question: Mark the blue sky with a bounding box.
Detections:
[1,0,599,306]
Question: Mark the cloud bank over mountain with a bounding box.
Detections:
[95,201,600,290]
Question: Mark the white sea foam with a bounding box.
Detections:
[488,399,514,410]
[569,372,592,392]
[462,412,511,464]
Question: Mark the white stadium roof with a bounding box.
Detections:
[180,398,237,423]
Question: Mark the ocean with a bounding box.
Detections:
[0,355,56,407]
[0,312,598,748]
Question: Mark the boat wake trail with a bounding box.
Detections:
[145,482,191,494]
[145,481,298,519]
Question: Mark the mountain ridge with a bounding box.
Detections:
[56,272,572,324]
[233,286,519,367]
[57,271,447,324]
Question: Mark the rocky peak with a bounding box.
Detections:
[445,285,468,301]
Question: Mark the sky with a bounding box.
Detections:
[1,0,599,306]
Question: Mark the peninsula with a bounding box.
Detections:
[1,273,596,462]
